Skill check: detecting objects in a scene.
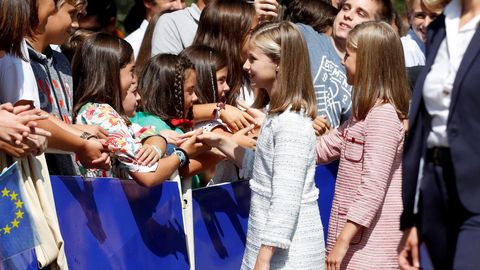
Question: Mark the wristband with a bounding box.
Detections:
[80,131,98,140]
[151,145,163,157]
[214,102,225,119]
[173,148,190,168]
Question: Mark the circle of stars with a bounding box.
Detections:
[0,187,25,236]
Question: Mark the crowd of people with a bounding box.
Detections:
[1,0,479,269]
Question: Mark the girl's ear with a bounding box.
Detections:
[275,65,279,72]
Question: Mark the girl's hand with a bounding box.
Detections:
[313,115,331,136]
[0,102,14,112]
[23,134,48,156]
[232,124,257,150]
[196,131,225,148]
[179,130,210,158]
[78,139,111,170]
[221,104,257,132]
[136,144,160,167]
[326,240,349,270]
[237,100,266,127]
[254,245,275,270]
[159,129,185,146]
[0,141,32,159]
[398,227,420,270]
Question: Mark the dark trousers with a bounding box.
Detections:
[419,153,480,270]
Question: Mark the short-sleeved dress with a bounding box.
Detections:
[240,109,325,270]
[75,103,158,179]
[316,103,404,269]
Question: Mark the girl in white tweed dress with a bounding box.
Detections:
[198,21,325,270]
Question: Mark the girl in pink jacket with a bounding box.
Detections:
[316,21,411,270]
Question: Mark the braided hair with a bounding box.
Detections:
[137,54,194,120]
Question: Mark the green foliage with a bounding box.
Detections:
[393,0,406,15]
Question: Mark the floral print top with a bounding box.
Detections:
[76,103,158,179]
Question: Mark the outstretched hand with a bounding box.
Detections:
[313,115,331,136]
[179,129,210,158]
[221,104,257,132]
[237,100,265,127]
[232,124,257,149]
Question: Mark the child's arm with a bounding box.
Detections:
[315,121,347,164]
[36,117,110,169]
[196,132,245,167]
[326,221,362,270]
[346,106,403,228]
[192,103,256,132]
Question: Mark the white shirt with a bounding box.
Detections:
[401,29,426,67]
[151,4,201,56]
[239,81,255,107]
[0,39,40,108]
[423,0,480,147]
[125,19,149,60]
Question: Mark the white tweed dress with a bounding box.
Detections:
[240,109,325,270]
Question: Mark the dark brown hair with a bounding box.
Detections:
[137,54,194,120]
[180,45,228,104]
[284,0,338,34]
[72,33,133,121]
[192,0,255,106]
[60,29,95,63]
[374,0,394,22]
[0,0,30,59]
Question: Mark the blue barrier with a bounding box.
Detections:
[50,176,189,270]
[314,162,338,241]
[190,165,337,269]
[0,249,37,270]
[192,180,251,270]
[3,169,433,269]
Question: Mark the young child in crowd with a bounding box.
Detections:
[180,45,256,184]
[72,33,207,187]
[193,0,257,107]
[131,53,222,189]
[316,21,410,270]
[0,0,80,268]
[27,0,111,175]
[198,21,325,270]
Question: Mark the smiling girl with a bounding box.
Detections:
[198,21,325,269]
[73,33,205,187]
[179,45,257,184]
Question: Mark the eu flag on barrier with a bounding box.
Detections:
[0,162,36,261]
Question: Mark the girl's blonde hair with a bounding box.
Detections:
[347,21,410,120]
[250,21,317,120]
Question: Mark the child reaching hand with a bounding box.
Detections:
[72,33,207,187]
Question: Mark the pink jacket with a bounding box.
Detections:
[317,103,404,269]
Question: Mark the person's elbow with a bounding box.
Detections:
[130,172,168,188]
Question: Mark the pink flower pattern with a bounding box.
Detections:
[76,103,157,178]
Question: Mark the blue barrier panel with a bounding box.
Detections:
[192,180,251,270]
[0,249,37,270]
[50,176,189,270]
[314,162,338,241]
